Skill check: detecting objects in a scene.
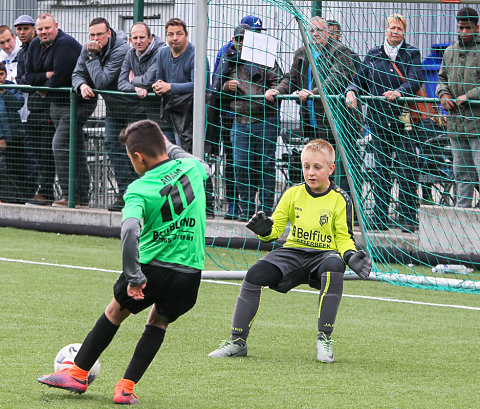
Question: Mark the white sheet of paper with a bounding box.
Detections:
[240,30,278,68]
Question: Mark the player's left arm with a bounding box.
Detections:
[333,194,356,255]
[334,196,372,279]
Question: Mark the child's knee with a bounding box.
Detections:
[245,261,283,287]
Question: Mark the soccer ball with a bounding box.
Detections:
[54,343,101,384]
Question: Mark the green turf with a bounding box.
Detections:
[0,227,479,408]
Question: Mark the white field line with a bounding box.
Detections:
[203,279,480,311]
[1,257,479,312]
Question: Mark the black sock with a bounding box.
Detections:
[75,313,119,371]
[124,325,166,383]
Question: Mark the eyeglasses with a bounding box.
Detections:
[89,31,108,39]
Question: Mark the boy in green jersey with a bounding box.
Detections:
[38,120,207,404]
[209,139,371,363]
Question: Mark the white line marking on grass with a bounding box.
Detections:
[0,257,120,273]
[202,279,480,311]
[1,257,479,311]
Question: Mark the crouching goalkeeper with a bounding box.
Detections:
[209,139,372,362]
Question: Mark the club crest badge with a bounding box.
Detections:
[319,210,332,226]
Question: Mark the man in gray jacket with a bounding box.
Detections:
[437,7,480,208]
[118,22,173,138]
[72,17,135,211]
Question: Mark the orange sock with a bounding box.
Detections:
[68,364,89,381]
[117,378,135,393]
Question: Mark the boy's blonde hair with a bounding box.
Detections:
[301,139,335,165]
[386,14,407,31]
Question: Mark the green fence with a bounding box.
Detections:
[2,0,480,292]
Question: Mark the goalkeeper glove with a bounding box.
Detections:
[346,250,372,280]
[246,211,273,237]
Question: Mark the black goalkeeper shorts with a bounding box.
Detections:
[114,264,201,323]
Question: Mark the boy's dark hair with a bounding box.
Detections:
[165,18,188,35]
[0,62,6,73]
[457,7,479,25]
[327,19,341,31]
[89,17,111,31]
[119,120,166,157]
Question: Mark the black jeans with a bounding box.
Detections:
[26,93,56,200]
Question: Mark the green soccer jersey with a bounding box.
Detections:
[259,182,357,258]
[122,157,207,270]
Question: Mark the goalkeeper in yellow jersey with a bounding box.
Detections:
[209,139,371,362]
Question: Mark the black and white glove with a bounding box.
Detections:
[246,211,273,237]
[346,250,372,280]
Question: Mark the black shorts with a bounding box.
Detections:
[261,247,345,291]
[114,264,201,323]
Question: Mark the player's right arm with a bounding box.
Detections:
[121,217,147,291]
[256,188,292,242]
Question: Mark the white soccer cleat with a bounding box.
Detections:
[316,336,334,363]
[208,340,247,358]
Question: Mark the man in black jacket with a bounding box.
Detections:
[26,13,95,207]
[212,24,282,219]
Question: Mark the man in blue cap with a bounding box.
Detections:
[211,16,266,220]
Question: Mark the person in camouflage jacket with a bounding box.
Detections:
[436,6,480,208]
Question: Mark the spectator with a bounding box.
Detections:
[0,23,30,127]
[437,7,480,208]
[14,15,36,85]
[211,15,266,220]
[327,19,342,43]
[266,17,359,194]
[0,61,28,203]
[13,15,36,122]
[212,24,282,219]
[23,15,58,207]
[153,18,195,152]
[72,17,136,212]
[266,17,357,144]
[12,15,39,201]
[118,22,171,134]
[212,15,266,77]
[0,25,20,82]
[346,13,424,232]
[27,13,95,207]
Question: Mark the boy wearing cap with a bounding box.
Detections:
[211,16,267,220]
[211,23,281,219]
[437,7,480,208]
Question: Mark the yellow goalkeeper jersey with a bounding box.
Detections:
[259,182,357,258]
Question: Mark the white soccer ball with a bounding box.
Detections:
[54,343,101,384]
